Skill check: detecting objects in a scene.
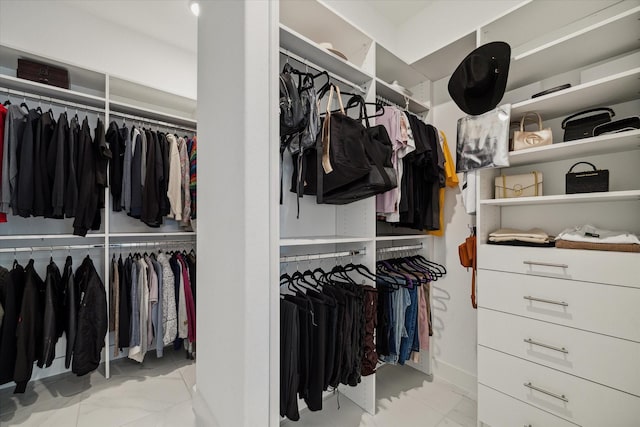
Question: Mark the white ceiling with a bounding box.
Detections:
[65,0,198,53]
[367,0,435,26]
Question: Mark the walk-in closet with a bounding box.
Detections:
[1,1,639,426]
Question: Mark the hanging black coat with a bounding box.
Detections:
[33,111,56,218]
[39,259,62,369]
[15,109,41,217]
[14,260,44,393]
[72,256,107,376]
[141,130,163,227]
[0,263,24,386]
[64,116,79,218]
[50,112,69,218]
[107,121,125,211]
[62,256,77,369]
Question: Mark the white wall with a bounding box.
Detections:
[195,1,276,426]
[0,0,197,99]
[396,0,524,63]
[319,0,399,51]
[431,100,478,395]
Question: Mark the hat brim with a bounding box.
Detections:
[448,42,511,116]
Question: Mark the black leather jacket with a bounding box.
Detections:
[72,256,107,376]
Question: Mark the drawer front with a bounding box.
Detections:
[478,346,640,427]
[478,384,577,427]
[477,269,640,342]
[478,244,640,288]
[479,309,640,396]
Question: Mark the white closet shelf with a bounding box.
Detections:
[0,74,106,108]
[506,6,640,90]
[375,78,430,114]
[108,100,197,128]
[109,232,196,238]
[0,233,106,240]
[279,236,373,246]
[375,43,430,89]
[480,190,640,207]
[279,24,373,87]
[511,67,640,119]
[376,234,430,241]
[508,130,640,166]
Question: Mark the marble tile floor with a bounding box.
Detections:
[0,349,196,427]
[282,364,477,427]
[1,356,477,427]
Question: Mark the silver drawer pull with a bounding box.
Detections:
[523,261,569,269]
[523,296,568,307]
[524,382,569,403]
[524,338,569,354]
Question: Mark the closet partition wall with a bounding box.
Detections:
[277,1,436,420]
[0,44,197,387]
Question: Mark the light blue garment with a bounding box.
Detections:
[379,286,410,365]
[129,260,140,348]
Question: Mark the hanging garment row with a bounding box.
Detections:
[375,254,445,366]
[374,103,458,232]
[107,121,197,229]
[110,247,196,362]
[280,262,378,421]
[0,101,111,235]
[0,254,106,393]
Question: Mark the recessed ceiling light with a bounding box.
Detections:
[189,0,200,17]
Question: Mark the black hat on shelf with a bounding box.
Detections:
[448,41,511,116]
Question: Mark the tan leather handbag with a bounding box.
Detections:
[513,112,552,151]
[494,171,543,198]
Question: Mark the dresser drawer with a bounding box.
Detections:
[479,309,640,396]
[478,244,640,288]
[477,269,640,342]
[478,346,640,427]
[478,384,576,427]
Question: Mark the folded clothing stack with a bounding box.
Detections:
[556,224,640,253]
[488,228,554,247]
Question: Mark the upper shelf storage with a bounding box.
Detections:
[375,78,429,114]
[481,1,640,91]
[0,44,106,105]
[108,76,197,124]
[279,24,373,87]
[508,130,640,166]
[510,67,640,119]
[280,0,374,71]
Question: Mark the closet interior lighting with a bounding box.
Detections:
[280,249,364,263]
[1,86,105,115]
[279,48,367,94]
[109,110,197,133]
[376,243,423,254]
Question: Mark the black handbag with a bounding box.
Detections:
[318,97,397,204]
[593,116,640,136]
[565,161,609,194]
[561,107,615,141]
[316,86,372,203]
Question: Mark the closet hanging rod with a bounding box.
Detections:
[109,111,197,133]
[0,240,196,254]
[0,244,105,254]
[376,243,423,254]
[109,240,196,249]
[279,48,366,94]
[0,86,105,114]
[280,249,364,263]
[375,94,424,119]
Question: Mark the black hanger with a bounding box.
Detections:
[2,99,10,106]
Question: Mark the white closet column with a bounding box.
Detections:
[195,1,278,427]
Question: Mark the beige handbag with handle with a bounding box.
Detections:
[513,112,553,151]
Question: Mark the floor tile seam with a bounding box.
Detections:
[394,391,465,418]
